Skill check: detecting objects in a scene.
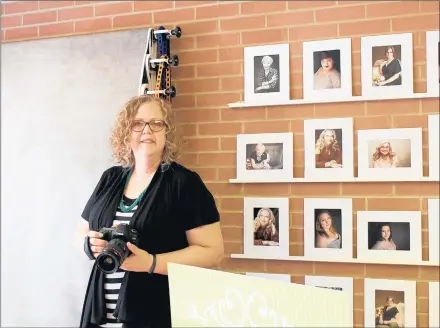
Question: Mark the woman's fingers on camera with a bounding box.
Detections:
[87,230,103,238]
[89,237,107,247]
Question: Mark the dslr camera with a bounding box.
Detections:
[95,224,139,274]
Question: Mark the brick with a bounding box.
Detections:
[179,20,218,36]
[220,226,242,242]
[420,266,440,280]
[221,242,243,256]
[367,198,421,211]
[392,14,440,32]
[366,264,419,279]
[266,260,314,275]
[293,134,304,150]
[1,15,22,28]
[183,137,219,152]
[175,1,216,7]
[58,6,94,21]
[134,1,173,12]
[177,78,220,93]
[74,1,105,4]
[220,257,265,271]
[193,167,217,181]
[221,107,265,121]
[367,99,418,115]
[172,95,195,109]
[420,1,439,13]
[267,11,314,27]
[243,120,290,134]
[75,17,112,33]
[177,124,197,137]
[113,13,152,29]
[339,19,390,37]
[342,183,393,195]
[289,24,338,41]
[417,281,429,297]
[218,167,236,181]
[393,114,428,128]
[421,98,440,113]
[198,122,242,135]
[353,198,367,212]
[220,15,265,32]
[289,198,304,212]
[354,116,393,130]
[292,183,341,196]
[240,1,286,14]
[39,22,74,37]
[175,109,220,123]
[197,61,241,78]
[196,3,238,19]
[219,47,243,61]
[394,183,440,196]
[4,1,37,14]
[153,8,195,24]
[219,212,243,226]
[39,1,74,9]
[220,198,242,211]
[315,262,365,276]
[23,11,57,25]
[242,28,288,46]
[95,2,132,16]
[315,102,365,118]
[198,153,235,166]
[221,77,243,92]
[178,49,217,64]
[5,26,38,40]
[316,5,366,22]
[196,93,241,107]
[417,314,429,328]
[197,32,240,48]
[288,1,336,10]
[366,1,419,18]
[171,37,195,51]
[178,153,198,166]
[290,213,302,227]
[243,184,290,196]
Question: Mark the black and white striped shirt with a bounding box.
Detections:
[100,195,137,328]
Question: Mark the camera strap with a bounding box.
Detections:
[84,236,95,261]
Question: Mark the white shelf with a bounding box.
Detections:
[228,91,439,108]
[231,253,440,267]
[229,176,439,183]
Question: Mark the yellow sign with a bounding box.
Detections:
[168,263,351,327]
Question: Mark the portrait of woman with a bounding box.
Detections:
[371,223,397,250]
[315,129,343,168]
[313,50,341,90]
[253,207,279,246]
[77,95,224,328]
[371,141,399,168]
[254,54,280,93]
[372,45,402,87]
[375,296,404,328]
[314,210,342,249]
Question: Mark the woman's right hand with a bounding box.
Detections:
[88,231,108,258]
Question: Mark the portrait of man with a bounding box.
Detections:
[314,209,342,249]
[314,129,343,168]
[368,222,410,251]
[371,45,402,87]
[246,143,283,170]
[368,139,411,168]
[374,290,405,328]
[253,54,280,93]
[253,207,279,246]
[313,49,341,90]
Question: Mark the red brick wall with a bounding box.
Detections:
[2,1,439,326]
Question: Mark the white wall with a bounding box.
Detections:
[1,28,148,327]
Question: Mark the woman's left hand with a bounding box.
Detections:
[120,242,153,272]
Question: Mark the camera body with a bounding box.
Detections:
[96,224,139,274]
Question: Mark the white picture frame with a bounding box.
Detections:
[236,132,293,182]
[364,278,417,328]
[244,43,290,105]
[303,198,353,260]
[429,281,439,328]
[428,199,439,263]
[245,272,291,283]
[357,128,423,181]
[304,275,353,327]
[361,33,413,98]
[357,211,422,263]
[243,197,289,258]
[302,38,352,101]
[428,114,439,181]
[304,117,354,181]
[426,30,440,96]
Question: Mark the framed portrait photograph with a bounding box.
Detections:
[302,38,352,101]
[364,278,417,328]
[357,128,423,181]
[303,198,353,260]
[236,132,293,182]
[357,211,422,263]
[428,114,439,181]
[244,43,290,104]
[361,33,413,98]
[429,282,439,328]
[243,197,289,258]
[246,272,291,283]
[428,199,439,263]
[304,117,354,181]
[305,275,353,327]
[426,30,440,95]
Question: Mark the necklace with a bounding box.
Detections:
[119,168,153,213]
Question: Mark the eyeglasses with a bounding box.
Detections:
[131,120,166,132]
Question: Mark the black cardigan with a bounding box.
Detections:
[79,162,220,327]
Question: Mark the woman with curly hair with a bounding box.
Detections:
[315,129,342,168]
[253,208,279,246]
[372,141,398,168]
[77,95,224,328]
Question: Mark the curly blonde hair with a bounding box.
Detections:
[109,95,182,167]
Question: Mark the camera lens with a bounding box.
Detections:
[96,239,130,274]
